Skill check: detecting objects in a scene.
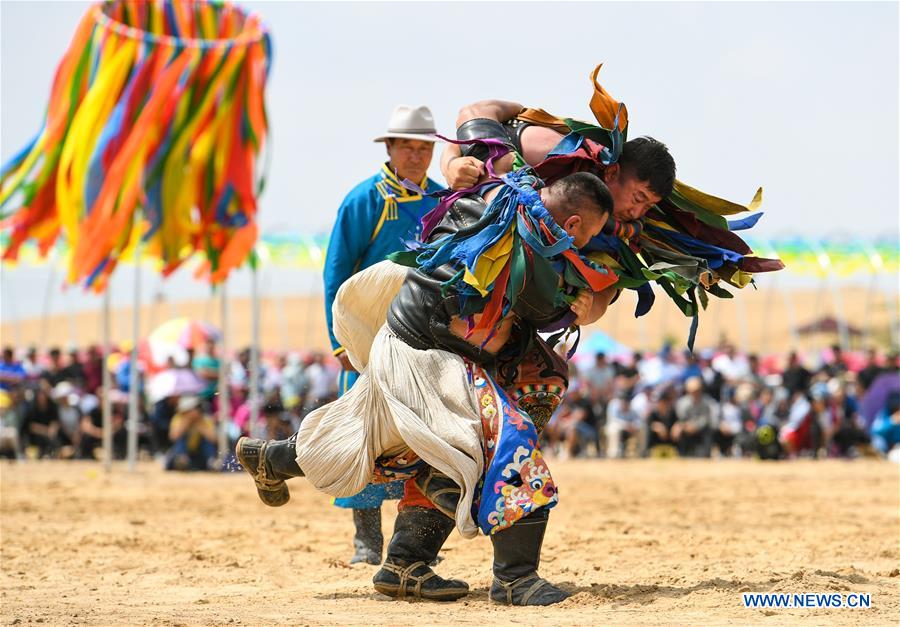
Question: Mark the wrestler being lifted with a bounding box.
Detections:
[237,167,618,606]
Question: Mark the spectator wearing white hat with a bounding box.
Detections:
[322,105,444,565]
[52,381,82,457]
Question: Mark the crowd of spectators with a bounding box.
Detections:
[546,343,900,462]
[0,343,340,469]
[1,339,898,468]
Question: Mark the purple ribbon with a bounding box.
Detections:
[416,134,516,240]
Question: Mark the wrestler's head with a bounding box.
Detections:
[542,172,613,248]
[385,138,435,183]
[602,136,675,222]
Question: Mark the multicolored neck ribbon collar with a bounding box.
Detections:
[390,166,616,346]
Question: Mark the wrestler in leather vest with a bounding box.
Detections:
[386,184,573,368]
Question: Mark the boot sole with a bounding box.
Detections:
[373,582,469,602]
[235,437,290,507]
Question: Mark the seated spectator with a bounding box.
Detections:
[280,353,308,412]
[23,385,60,458]
[264,399,293,441]
[40,347,67,387]
[0,390,23,459]
[83,345,104,395]
[857,348,882,393]
[871,391,900,457]
[715,389,743,457]
[585,352,615,398]
[192,339,221,407]
[614,353,641,395]
[52,382,82,458]
[822,344,848,378]
[553,388,601,459]
[780,388,828,457]
[114,345,144,395]
[0,347,26,393]
[746,354,765,388]
[303,352,337,413]
[759,387,791,430]
[150,396,178,456]
[827,378,870,457]
[698,351,725,402]
[78,391,128,460]
[673,377,717,457]
[646,386,678,456]
[732,382,760,456]
[605,389,641,458]
[166,396,218,471]
[782,351,811,396]
[62,346,86,390]
[21,346,40,381]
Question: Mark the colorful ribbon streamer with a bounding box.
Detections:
[1,0,271,291]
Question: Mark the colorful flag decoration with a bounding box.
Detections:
[0,0,271,291]
[1,230,895,279]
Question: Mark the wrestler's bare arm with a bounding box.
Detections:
[441,100,524,182]
[443,99,565,189]
[455,99,524,127]
[572,285,618,326]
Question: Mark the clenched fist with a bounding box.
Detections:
[569,290,595,326]
[447,156,485,190]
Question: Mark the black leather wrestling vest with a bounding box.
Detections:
[386,192,572,367]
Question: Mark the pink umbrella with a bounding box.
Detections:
[147,318,221,367]
[147,368,206,403]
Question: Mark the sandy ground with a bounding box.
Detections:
[1,458,898,626]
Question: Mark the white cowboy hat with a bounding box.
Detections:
[373,105,439,143]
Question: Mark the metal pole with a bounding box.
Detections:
[886,282,900,350]
[828,278,850,353]
[40,264,57,347]
[862,273,877,349]
[67,294,78,347]
[762,276,777,355]
[863,243,898,350]
[305,272,317,349]
[127,239,143,472]
[217,281,230,459]
[3,271,24,348]
[736,292,750,354]
[102,289,113,473]
[780,283,800,352]
[249,263,261,438]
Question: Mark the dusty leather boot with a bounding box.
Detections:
[489,508,570,606]
[372,506,468,601]
[350,508,384,565]
[235,434,303,507]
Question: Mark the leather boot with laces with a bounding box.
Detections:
[372,506,468,601]
[489,508,570,606]
[235,434,303,507]
[349,508,384,565]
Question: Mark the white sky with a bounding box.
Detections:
[0,1,898,319]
